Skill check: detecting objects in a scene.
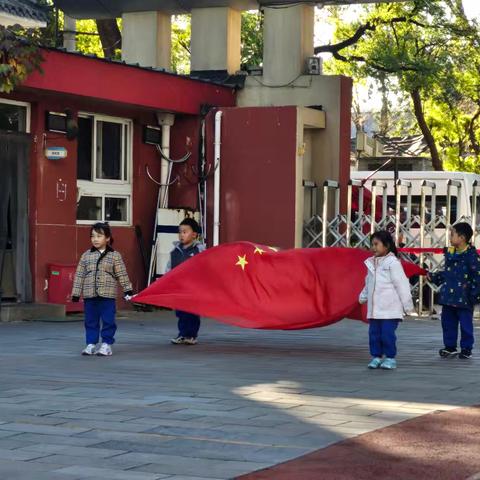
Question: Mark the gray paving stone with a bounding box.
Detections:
[18,443,127,458]
[32,453,149,470]
[0,446,52,461]
[118,452,271,477]
[0,423,92,436]
[9,433,104,447]
[54,465,168,479]
[163,476,225,480]
[0,459,80,480]
[0,315,478,479]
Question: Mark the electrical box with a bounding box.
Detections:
[306,57,322,75]
[47,264,84,313]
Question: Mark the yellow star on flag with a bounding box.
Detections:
[236,255,248,271]
[254,247,265,255]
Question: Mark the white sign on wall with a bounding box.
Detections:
[45,146,67,160]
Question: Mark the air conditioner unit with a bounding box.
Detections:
[356,132,375,156]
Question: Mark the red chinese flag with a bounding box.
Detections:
[134,242,425,330]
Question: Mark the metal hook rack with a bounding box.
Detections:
[145,164,179,187]
[156,144,191,164]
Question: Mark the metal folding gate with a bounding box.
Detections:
[303,178,480,314]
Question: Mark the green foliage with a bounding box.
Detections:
[0,25,43,93]
[241,10,263,68]
[172,15,191,74]
[323,0,480,172]
[76,19,106,58]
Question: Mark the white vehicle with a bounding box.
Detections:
[350,170,480,248]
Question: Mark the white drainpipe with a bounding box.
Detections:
[157,113,175,209]
[213,111,223,246]
[160,124,170,208]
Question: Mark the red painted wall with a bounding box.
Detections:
[168,115,202,211]
[204,107,298,249]
[1,90,197,304]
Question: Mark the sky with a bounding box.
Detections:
[463,0,480,19]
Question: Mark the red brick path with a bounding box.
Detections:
[238,406,480,480]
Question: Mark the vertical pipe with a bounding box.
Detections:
[370,183,376,235]
[395,179,401,245]
[472,181,478,245]
[419,182,426,314]
[347,182,353,247]
[322,184,328,247]
[213,111,222,246]
[160,125,170,209]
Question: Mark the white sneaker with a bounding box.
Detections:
[183,337,198,345]
[96,343,113,356]
[170,336,187,345]
[82,344,97,356]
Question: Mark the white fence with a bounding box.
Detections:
[303,178,480,314]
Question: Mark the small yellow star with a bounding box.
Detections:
[254,247,265,255]
[236,255,248,271]
[268,246,278,252]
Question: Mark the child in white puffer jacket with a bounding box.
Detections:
[359,230,414,370]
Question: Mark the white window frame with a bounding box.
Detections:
[0,98,31,133]
[76,112,133,226]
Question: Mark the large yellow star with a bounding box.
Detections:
[235,255,248,271]
[254,247,265,255]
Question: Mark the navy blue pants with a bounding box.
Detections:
[441,305,474,350]
[176,310,201,338]
[369,318,400,358]
[84,297,117,345]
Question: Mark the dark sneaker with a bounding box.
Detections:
[439,347,458,358]
[459,349,472,359]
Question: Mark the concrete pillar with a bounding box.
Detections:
[191,7,241,74]
[63,15,76,52]
[122,11,171,70]
[263,5,314,85]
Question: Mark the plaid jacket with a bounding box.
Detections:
[72,246,132,299]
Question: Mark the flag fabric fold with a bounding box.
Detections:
[134,242,425,330]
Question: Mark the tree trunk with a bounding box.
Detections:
[468,106,480,159]
[410,88,443,171]
[96,19,121,59]
[379,74,389,135]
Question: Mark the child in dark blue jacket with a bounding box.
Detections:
[167,218,205,345]
[428,223,480,359]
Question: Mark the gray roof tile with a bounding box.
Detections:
[0,0,49,24]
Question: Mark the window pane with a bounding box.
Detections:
[124,124,128,180]
[77,117,93,180]
[0,103,27,132]
[77,196,102,221]
[105,197,127,222]
[96,121,122,180]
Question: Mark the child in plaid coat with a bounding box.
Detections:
[72,222,132,356]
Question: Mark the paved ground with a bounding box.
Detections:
[0,311,478,480]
